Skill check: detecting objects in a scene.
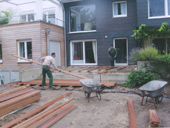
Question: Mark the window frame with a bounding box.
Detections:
[20,13,35,23]
[70,39,97,65]
[18,40,32,62]
[113,37,128,66]
[112,1,127,18]
[0,42,2,63]
[43,9,55,24]
[148,0,170,19]
[69,4,97,33]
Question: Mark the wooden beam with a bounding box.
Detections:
[0,92,72,128]
[13,98,74,128]
[0,88,34,103]
[149,109,160,127]
[39,105,77,128]
[128,100,137,128]
[0,95,40,117]
[28,104,72,128]
[12,55,88,79]
[0,86,26,98]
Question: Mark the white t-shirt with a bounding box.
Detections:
[42,56,56,67]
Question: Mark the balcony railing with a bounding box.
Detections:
[0,14,64,27]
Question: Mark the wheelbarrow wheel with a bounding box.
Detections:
[96,92,101,100]
[84,92,90,98]
[155,95,163,103]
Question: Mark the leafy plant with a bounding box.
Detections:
[0,9,14,25]
[147,54,170,79]
[138,47,159,61]
[132,22,170,47]
[124,70,157,88]
[129,47,142,65]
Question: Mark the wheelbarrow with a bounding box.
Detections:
[133,80,167,108]
[79,79,103,102]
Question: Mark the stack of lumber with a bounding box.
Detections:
[0,86,40,117]
[1,92,76,128]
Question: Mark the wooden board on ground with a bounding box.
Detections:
[23,79,116,87]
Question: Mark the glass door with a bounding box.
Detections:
[114,38,128,65]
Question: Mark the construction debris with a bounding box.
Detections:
[1,92,75,128]
[0,87,40,118]
[148,109,160,128]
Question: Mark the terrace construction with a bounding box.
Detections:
[0,65,170,128]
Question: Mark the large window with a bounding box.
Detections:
[148,0,170,18]
[70,5,96,32]
[20,14,34,23]
[18,40,32,62]
[0,42,2,62]
[153,38,170,54]
[113,1,127,17]
[71,40,97,65]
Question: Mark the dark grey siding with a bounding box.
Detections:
[64,0,138,66]
[136,0,170,27]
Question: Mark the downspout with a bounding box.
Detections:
[58,1,67,66]
[45,28,50,56]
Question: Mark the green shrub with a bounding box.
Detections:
[124,70,157,88]
[129,47,142,65]
[138,47,159,61]
[148,54,170,79]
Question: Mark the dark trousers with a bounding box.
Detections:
[110,56,115,66]
[42,65,53,87]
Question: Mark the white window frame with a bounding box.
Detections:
[148,0,170,19]
[69,4,97,33]
[20,12,35,22]
[70,39,97,65]
[0,42,2,63]
[43,8,55,23]
[18,40,32,62]
[112,1,127,18]
[113,37,128,66]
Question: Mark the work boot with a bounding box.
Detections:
[49,86,56,90]
[41,86,46,90]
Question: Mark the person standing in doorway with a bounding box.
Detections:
[108,45,117,66]
[41,52,59,89]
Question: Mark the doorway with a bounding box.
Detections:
[50,41,61,66]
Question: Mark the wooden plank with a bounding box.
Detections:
[0,90,40,109]
[40,105,77,128]
[13,98,74,128]
[12,55,88,79]
[24,79,116,87]
[1,92,72,128]
[117,66,129,71]
[27,104,72,128]
[0,88,34,103]
[0,95,40,117]
[0,86,26,98]
[149,109,160,125]
[128,100,137,128]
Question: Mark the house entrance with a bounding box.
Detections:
[50,41,61,66]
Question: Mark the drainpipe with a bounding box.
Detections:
[45,28,50,56]
[58,1,67,66]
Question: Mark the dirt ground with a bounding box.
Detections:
[0,85,170,128]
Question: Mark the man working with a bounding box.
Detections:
[41,52,59,89]
[108,45,117,66]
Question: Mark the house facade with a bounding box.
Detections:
[63,0,170,66]
[0,0,65,69]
